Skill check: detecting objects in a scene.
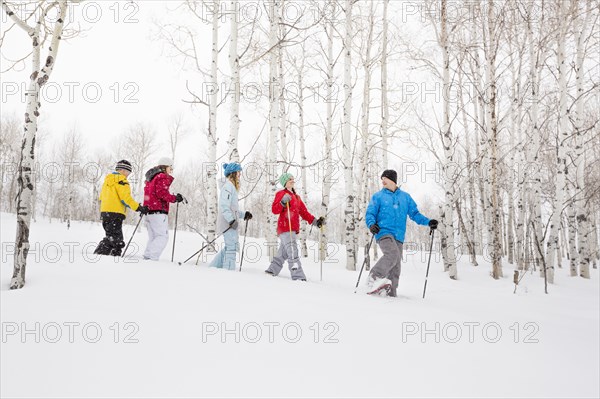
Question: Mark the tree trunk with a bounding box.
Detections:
[574,0,593,279]
[545,1,571,284]
[356,0,375,268]
[440,0,457,279]
[206,0,220,250]
[380,0,390,170]
[343,0,356,271]
[320,0,336,264]
[484,0,502,279]
[265,0,281,261]
[297,54,308,258]
[9,0,68,289]
[457,66,478,266]
[228,0,240,162]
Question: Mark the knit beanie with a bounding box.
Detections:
[223,162,243,177]
[381,169,397,184]
[279,173,293,188]
[115,160,132,172]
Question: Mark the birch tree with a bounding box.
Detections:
[2,0,70,289]
[265,0,281,260]
[356,0,379,266]
[207,0,219,246]
[426,0,458,279]
[228,0,241,162]
[572,0,596,279]
[545,1,573,283]
[159,0,221,246]
[482,0,504,279]
[342,0,357,271]
[380,0,390,170]
[523,0,548,273]
[311,0,339,264]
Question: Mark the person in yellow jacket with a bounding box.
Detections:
[94,160,148,256]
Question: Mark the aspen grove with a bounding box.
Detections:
[1,0,599,289]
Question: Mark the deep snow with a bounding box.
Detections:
[1,212,598,398]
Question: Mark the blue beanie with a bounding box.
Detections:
[223,162,242,177]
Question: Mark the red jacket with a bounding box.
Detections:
[143,171,176,213]
[272,189,315,235]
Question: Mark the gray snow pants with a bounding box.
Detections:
[266,232,306,280]
[369,235,404,297]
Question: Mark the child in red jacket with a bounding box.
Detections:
[265,173,325,281]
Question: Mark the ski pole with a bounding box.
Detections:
[122,214,144,258]
[422,228,436,299]
[171,196,188,262]
[171,202,179,262]
[286,202,298,269]
[239,219,249,272]
[319,225,324,281]
[354,234,375,293]
[179,226,231,265]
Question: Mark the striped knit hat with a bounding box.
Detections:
[115,160,132,172]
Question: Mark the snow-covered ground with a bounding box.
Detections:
[1,212,598,398]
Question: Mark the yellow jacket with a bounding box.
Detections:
[99,172,140,215]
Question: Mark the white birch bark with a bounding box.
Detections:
[342,0,356,270]
[206,0,219,247]
[439,0,458,279]
[265,0,281,260]
[512,51,526,271]
[483,0,502,279]
[566,210,577,275]
[228,0,240,162]
[525,1,546,274]
[545,1,572,283]
[278,3,287,164]
[573,0,593,279]
[320,0,336,263]
[507,27,524,267]
[457,67,478,266]
[380,0,390,169]
[297,51,309,258]
[468,18,487,254]
[6,0,68,289]
[356,0,375,265]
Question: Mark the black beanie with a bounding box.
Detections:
[381,169,397,184]
[116,160,132,172]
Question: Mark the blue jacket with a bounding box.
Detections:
[365,188,430,242]
[216,178,246,234]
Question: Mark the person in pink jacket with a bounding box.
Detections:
[142,157,184,260]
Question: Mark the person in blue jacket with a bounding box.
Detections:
[364,169,438,297]
[210,162,252,270]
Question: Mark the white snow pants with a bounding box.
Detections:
[143,213,170,261]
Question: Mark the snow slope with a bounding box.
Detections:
[1,212,598,398]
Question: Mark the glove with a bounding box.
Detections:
[369,224,380,234]
[312,216,325,228]
[280,193,292,206]
[175,193,184,203]
[137,205,149,215]
[428,219,439,230]
[244,211,253,221]
[229,219,239,230]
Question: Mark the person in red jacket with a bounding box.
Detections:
[265,173,325,281]
[142,157,184,261]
